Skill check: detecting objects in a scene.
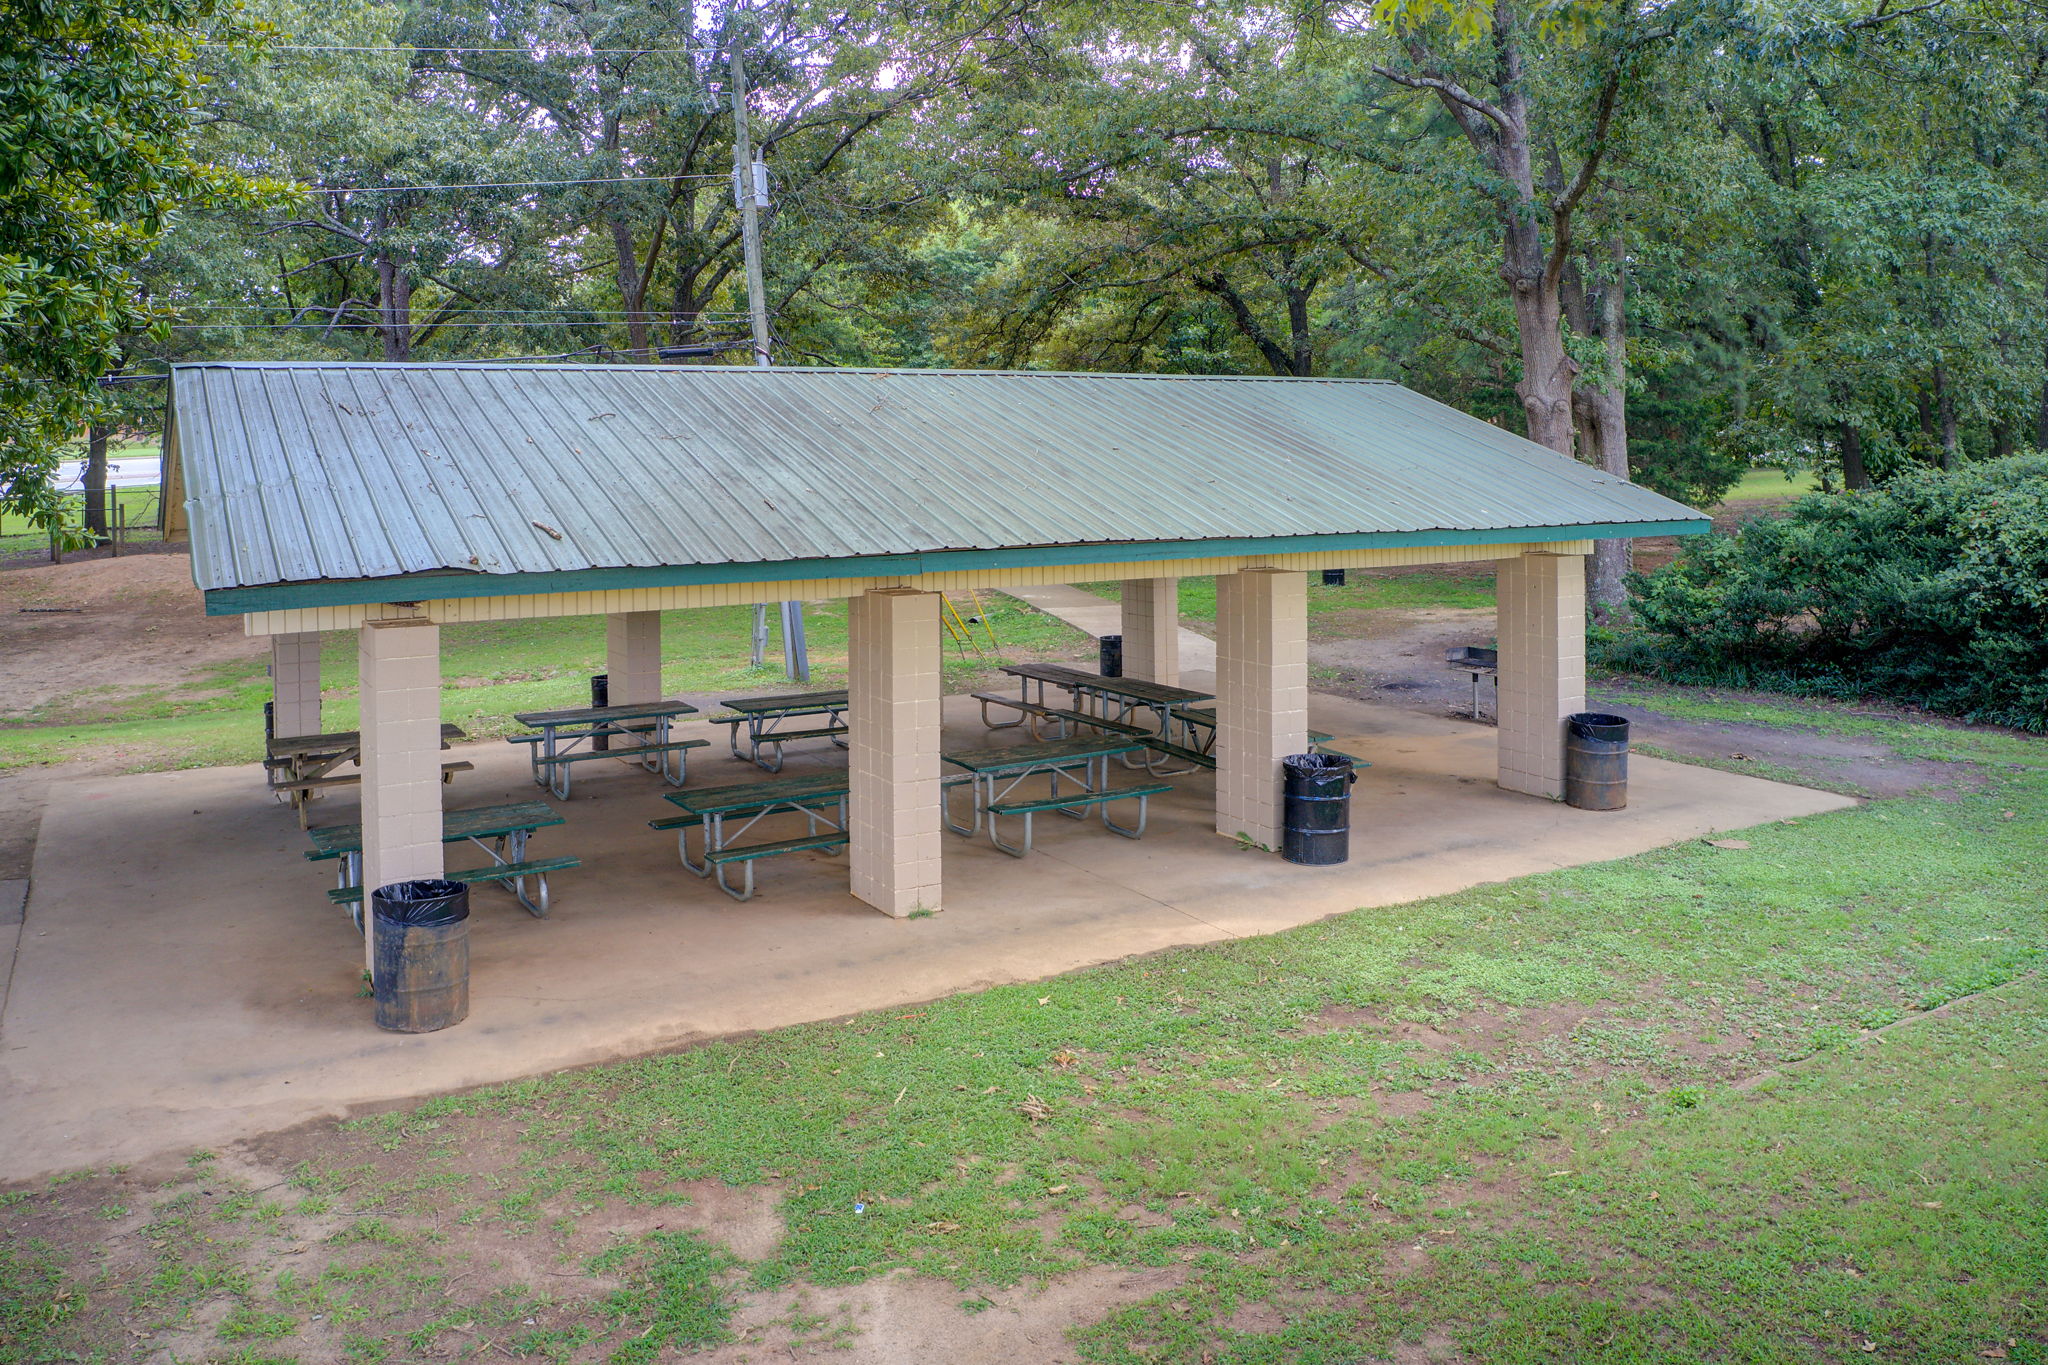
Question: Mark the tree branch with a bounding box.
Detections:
[1371,64,1511,132]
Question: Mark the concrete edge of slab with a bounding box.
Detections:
[0,878,27,1037]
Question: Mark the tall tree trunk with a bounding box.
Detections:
[1286,281,1313,376]
[1933,361,1958,468]
[2038,271,2048,449]
[375,252,412,362]
[612,217,652,359]
[83,420,110,543]
[1839,424,1870,490]
[1581,237,1632,625]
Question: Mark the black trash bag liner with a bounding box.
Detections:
[1568,713,1630,743]
[371,879,470,927]
[1282,753,1356,784]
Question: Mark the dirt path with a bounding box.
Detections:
[0,550,260,719]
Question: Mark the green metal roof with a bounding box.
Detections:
[169,361,1707,613]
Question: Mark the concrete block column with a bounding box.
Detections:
[269,632,323,738]
[1495,551,1587,799]
[1120,577,1180,685]
[847,588,943,917]
[605,611,662,705]
[358,617,445,975]
[1213,568,1307,849]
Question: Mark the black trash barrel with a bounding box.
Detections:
[1281,753,1355,865]
[590,672,609,750]
[1564,712,1630,811]
[1321,568,1347,587]
[371,879,470,1033]
[1098,634,1123,678]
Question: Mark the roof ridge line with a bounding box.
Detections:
[169,360,1398,383]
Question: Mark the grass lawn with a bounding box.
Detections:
[1720,467,1822,504]
[0,592,1087,774]
[3,696,2042,1362]
[1083,571,1495,633]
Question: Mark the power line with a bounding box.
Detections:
[306,173,728,193]
[159,319,757,331]
[204,43,723,55]
[166,304,754,317]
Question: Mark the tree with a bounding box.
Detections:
[0,0,277,533]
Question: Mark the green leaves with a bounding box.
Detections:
[0,0,275,530]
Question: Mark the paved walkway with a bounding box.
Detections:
[1002,584,1216,671]
[0,690,1853,1179]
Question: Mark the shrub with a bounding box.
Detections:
[1601,455,2048,731]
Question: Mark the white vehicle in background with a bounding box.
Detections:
[50,454,161,490]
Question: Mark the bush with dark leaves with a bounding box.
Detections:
[1599,455,2048,731]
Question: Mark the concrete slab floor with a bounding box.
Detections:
[0,690,1855,1181]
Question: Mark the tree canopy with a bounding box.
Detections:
[8,0,2044,604]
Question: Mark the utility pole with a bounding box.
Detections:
[730,17,807,680]
[728,39,773,370]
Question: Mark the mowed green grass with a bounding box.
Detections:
[1084,570,1496,628]
[0,592,1087,773]
[1721,467,1822,504]
[4,702,2042,1363]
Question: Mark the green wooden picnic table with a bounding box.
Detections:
[943,735,1167,856]
[711,689,851,773]
[265,724,469,825]
[306,800,572,919]
[654,773,852,901]
[509,699,703,798]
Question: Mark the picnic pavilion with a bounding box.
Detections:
[165,360,1707,957]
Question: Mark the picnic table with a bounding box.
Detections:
[943,735,1171,857]
[976,665,1218,772]
[980,664,1213,740]
[509,700,705,799]
[265,725,470,824]
[652,774,851,900]
[305,800,579,922]
[710,689,850,773]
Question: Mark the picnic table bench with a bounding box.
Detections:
[509,700,704,799]
[265,725,470,824]
[943,736,1171,857]
[653,773,851,901]
[709,689,850,773]
[306,800,577,922]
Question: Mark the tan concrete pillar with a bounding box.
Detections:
[605,610,662,705]
[358,617,444,975]
[1120,577,1180,685]
[1213,568,1307,850]
[269,632,323,738]
[847,588,942,917]
[1495,551,1587,799]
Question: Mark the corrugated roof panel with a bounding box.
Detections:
[168,362,1706,593]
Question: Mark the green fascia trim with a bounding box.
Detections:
[203,519,1711,617]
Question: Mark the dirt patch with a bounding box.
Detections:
[705,1263,1190,1364]
[0,550,259,718]
[1390,1327,1469,1363]
[1624,710,1976,798]
[1307,598,1977,798]
[1310,607,1498,720]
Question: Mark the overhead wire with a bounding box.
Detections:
[166,304,755,318]
[201,43,724,55]
[304,173,729,193]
